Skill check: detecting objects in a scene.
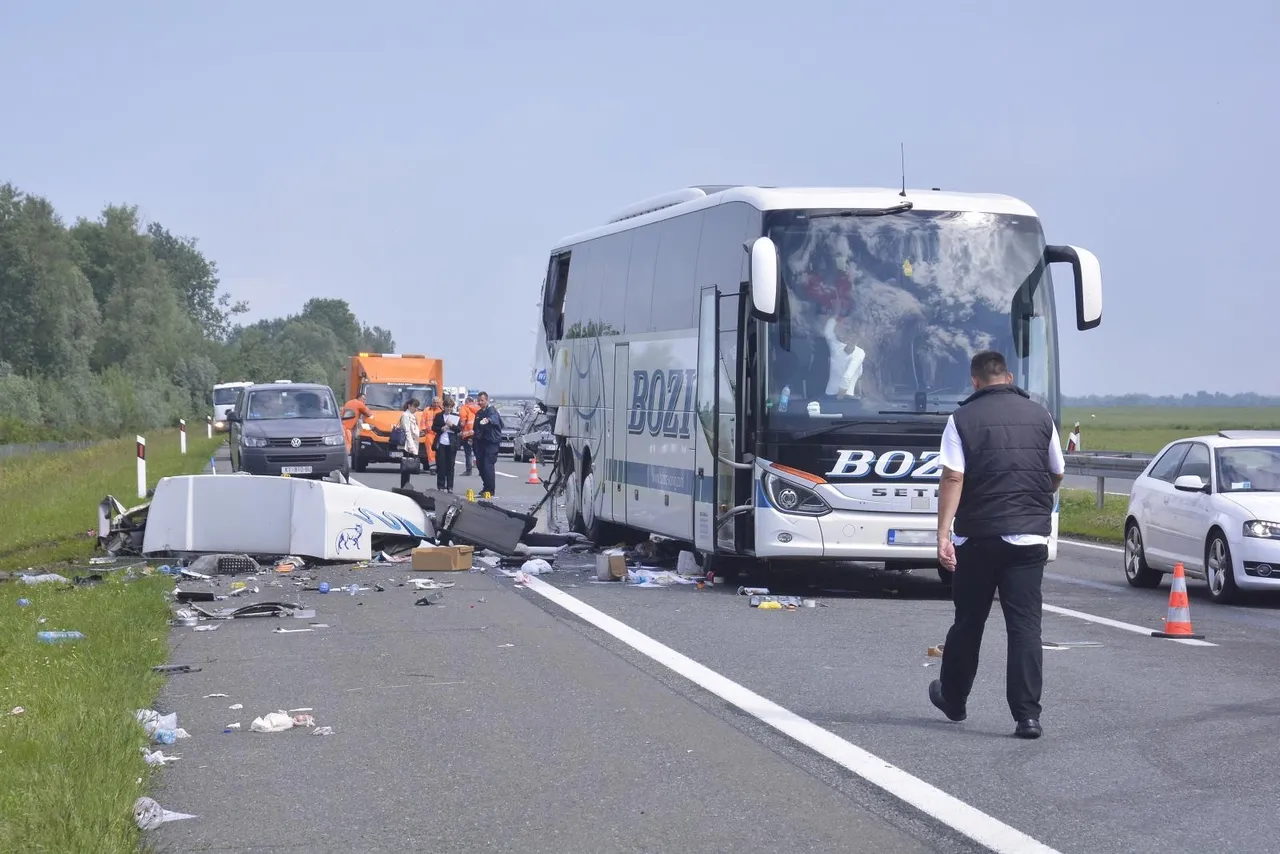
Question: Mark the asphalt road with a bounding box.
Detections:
[148,451,1280,853]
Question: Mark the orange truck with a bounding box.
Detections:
[342,353,443,472]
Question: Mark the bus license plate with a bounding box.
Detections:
[888,529,936,546]
[281,465,313,475]
[389,450,403,459]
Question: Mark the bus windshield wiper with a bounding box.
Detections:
[809,201,913,219]
[791,420,877,440]
[877,409,953,416]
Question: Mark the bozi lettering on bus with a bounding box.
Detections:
[628,369,697,438]
[825,450,943,480]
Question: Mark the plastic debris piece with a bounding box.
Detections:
[520,558,553,575]
[292,713,316,727]
[250,711,294,733]
[927,644,945,657]
[312,726,335,736]
[8,706,24,716]
[134,796,197,830]
[142,749,180,766]
[228,703,243,710]
[20,573,70,585]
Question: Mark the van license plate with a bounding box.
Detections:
[281,466,313,475]
[389,451,403,459]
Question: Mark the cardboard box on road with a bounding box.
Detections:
[412,545,474,571]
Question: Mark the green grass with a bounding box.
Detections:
[0,430,223,572]
[0,430,222,852]
[1062,406,1280,454]
[1058,488,1128,545]
[0,574,177,853]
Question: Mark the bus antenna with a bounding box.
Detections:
[899,143,907,197]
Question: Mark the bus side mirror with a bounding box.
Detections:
[749,236,780,320]
[226,412,241,423]
[1046,245,1102,331]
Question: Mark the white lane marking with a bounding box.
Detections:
[496,471,517,479]
[522,576,1062,854]
[1042,603,1216,647]
[1060,539,1123,554]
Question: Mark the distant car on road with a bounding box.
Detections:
[497,405,526,457]
[1124,430,1280,603]
[227,382,350,479]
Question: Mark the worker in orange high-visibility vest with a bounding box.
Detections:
[418,398,443,471]
[459,396,479,475]
[341,392,373,453]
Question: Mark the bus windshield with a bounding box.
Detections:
[362,382,437,410]
[213,387,241,405]
[763,208,1058,427]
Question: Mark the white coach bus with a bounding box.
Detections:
[532,185,1102,580]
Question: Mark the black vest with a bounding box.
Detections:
[952,384,1055,538]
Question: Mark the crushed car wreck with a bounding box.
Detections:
[98,472,589,566]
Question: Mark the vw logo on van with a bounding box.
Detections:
[290,437,301,448]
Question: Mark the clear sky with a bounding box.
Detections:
[2,1,1275,396]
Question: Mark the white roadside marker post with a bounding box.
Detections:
[136,436,147,498]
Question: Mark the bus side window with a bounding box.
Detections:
[543,253,571,341]
[651,211,704,332]
[624,227,661,334]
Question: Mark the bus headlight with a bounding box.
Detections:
[322,434,345,446]
[763,472,830,517]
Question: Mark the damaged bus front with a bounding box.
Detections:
[536,186,1102,580]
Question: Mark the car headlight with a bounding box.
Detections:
[322,434,344,446]
[1243,520,1280,539]
[763,472,830,516]
[243,435,268,448]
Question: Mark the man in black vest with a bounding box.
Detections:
[928,350,1065,739]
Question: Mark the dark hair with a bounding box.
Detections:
[969,350,1009,382]
[404,398,420,410]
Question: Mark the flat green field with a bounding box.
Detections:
[1062,406,1280,454]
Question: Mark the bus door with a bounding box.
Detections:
[610,343,630,526]
[694,287,748,553]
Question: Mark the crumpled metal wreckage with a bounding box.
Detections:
[97,473,588,570]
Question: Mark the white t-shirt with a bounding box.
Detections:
[940,414,1065,546]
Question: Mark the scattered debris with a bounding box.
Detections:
[20,573,70,586]
[134,796,196,830]
[628,569,698,588]
[142,749,180,766]
[927,644,945,657]
[8,706,24,716]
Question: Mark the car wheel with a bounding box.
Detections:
[1205,530,1239,604]
[1124,521,1163,588]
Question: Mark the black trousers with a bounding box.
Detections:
[939,537,1047,721]
[462,438,474,472]
[436,442,457,491]
[476,444,498,495]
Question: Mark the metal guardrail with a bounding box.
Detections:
[0,439,101,461]
[1064,452,1153,508]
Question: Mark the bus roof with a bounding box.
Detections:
[551,185,1040,251]
[213,380,253,388]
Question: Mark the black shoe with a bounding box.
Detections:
[928,679,967,722]
[1014,719,1042,739]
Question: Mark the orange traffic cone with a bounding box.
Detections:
[526,457,540,484]
[1151,562,1205,640]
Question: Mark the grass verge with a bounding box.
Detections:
[0,430,223,572]
[1059,487,1128,545]
[1062,406,1280,454]
[0,574,175,853]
